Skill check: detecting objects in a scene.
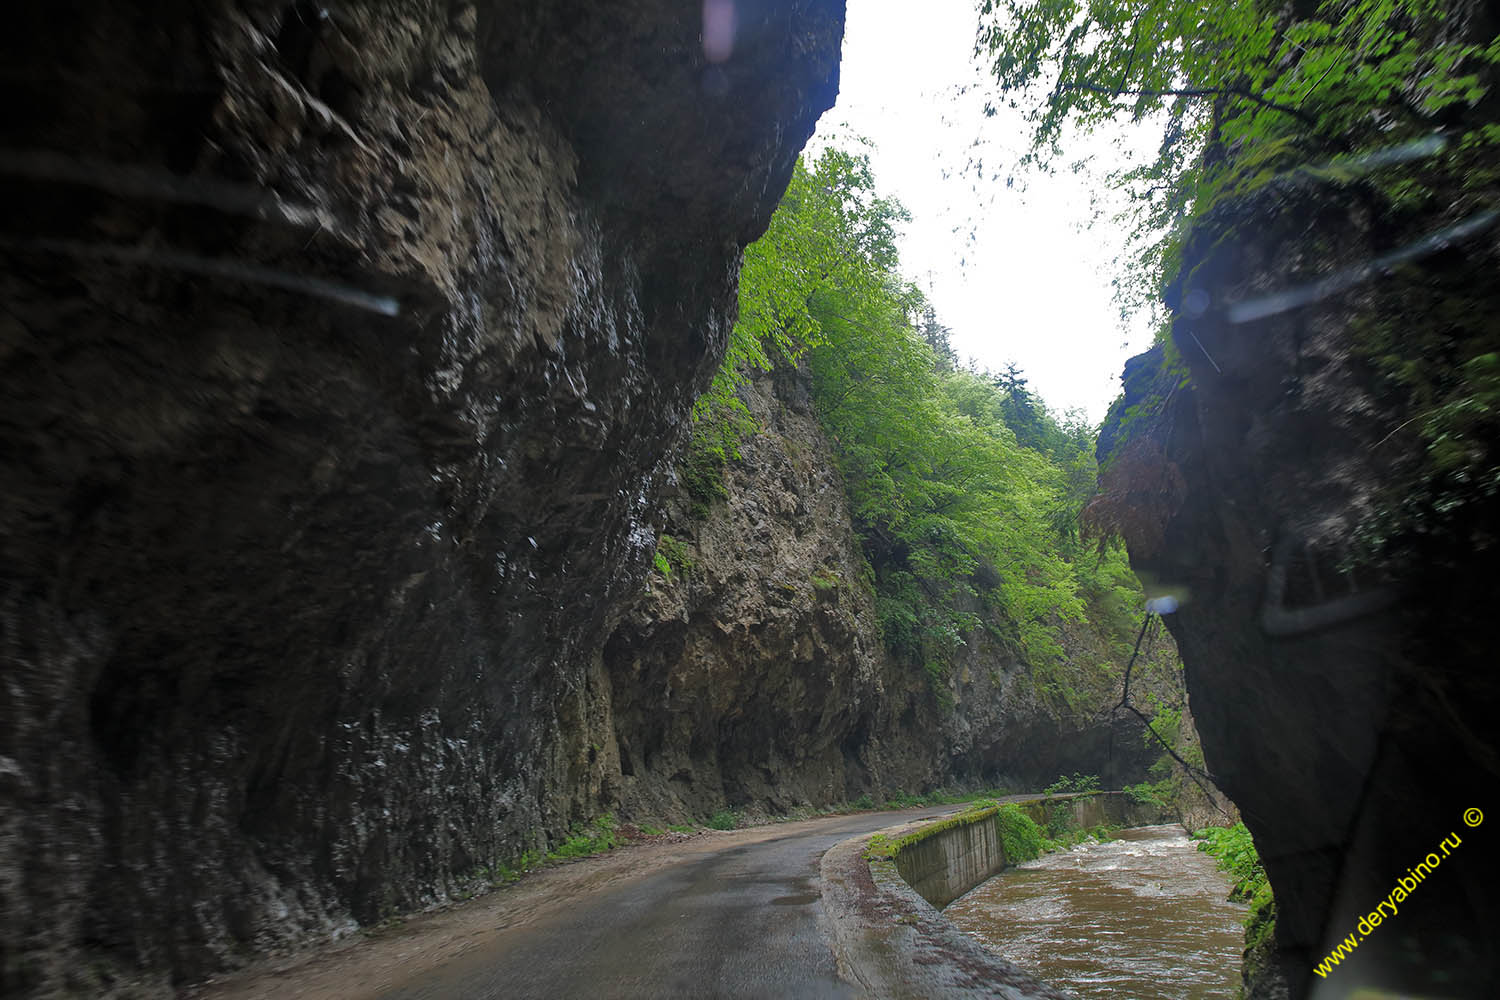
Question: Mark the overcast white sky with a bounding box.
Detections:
[809,0,1157,423]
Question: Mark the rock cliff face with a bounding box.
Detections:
[603,369,1163,820]
[605,369,897,817]
[1106,181,1500,996]
[0,1,842,992]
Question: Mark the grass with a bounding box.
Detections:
[363,809,733,935]
[494,849,544,883]
[864,799,1003,860]
[548,813,620,860]
[373,788,1118,947]
[1194,822,1276,991]
[878,786,1012,810]
[865,798,1118,866]
[1192,823,1268,901]
[666,786,1016,831]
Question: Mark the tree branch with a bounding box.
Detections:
[1117,17,1142,95]
[1115,612,1233,820]
[1062,80,1317,126]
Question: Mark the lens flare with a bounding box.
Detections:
[703,0,736,63]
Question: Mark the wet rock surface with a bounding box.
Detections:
[0,0,842,992]
[1107,181,1500,997]
[605,369,894,817]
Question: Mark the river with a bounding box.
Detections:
[944,824,1247,999]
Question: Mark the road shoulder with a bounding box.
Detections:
[191,822,804,1000]
[819,818,1075,999]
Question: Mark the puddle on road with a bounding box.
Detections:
[944,824,1246,999]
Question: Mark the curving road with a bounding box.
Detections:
[374,806,965,1000]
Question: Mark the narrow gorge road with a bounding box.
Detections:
[203,803,991,1000]
[376,807,959,1000]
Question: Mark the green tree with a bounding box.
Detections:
[689,144,1167,708]
[684,149,913,476]
[694,150,911,430]
[977,0,1500,309]
[919,305,959,370]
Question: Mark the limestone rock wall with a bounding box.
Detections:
[604,369,899,817]
[0,1,843,992]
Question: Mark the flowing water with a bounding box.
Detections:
[944,824,1247,999]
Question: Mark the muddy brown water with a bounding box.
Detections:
[944,824,1247,999]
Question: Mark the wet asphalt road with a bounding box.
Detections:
[375,808,955,1000]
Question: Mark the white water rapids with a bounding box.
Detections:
[945,824,1248,998]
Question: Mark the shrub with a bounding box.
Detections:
[707,809,739,830]
[1046,806,1077,839]
[1242,885,1278,976]
[654,534,694,578]
[678,432,733,520]
[1124,779,1171,806]
[996,804,1045,864]
[1193,822,1267,901]
[549,813,619,860]
[883,790,923,809]
[1044,772,1101,795]
[1197,822,1278,984]
[811,568,842,591]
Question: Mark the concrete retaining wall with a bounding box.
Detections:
[892,793,1170,907]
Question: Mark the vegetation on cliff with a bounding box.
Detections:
[984,0,1500,561]
[978,0,1500,316]
[864,796,1114,865]
[1195,823,1278,994]
[674,146,1179,718]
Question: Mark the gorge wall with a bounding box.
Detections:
[1105,180,1500,996]
[0,1,843,993]
[602,369,1162,823]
